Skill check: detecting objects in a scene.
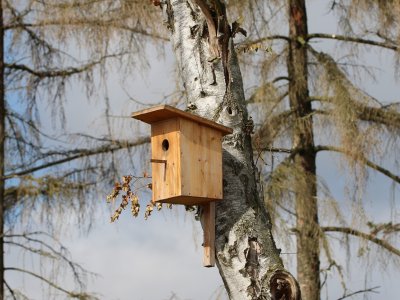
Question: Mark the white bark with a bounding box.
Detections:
[163,1,300,299]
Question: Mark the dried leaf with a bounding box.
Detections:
[121,195,129,208]
[144,202,154,220]
[114,182,122,191]
[122,175,132,192]
[131,194,139,205]
[131,194,140,217]
[131,202,140,217]
[122,175,132,184]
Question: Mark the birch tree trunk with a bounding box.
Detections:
[162,1,301,299]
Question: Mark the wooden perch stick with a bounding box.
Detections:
[202,202,215,267]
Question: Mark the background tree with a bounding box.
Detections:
[2,0,165,298]
[223,1,400,299]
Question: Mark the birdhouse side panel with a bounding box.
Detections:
[179,118,223,201]
[151,118,181,202]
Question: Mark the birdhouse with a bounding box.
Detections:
[132,105,232,205]
[132,105,232,267]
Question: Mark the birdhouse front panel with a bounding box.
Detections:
[179,118,223,202]
[151,118,181,203]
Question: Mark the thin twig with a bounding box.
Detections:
[337,286,379,300]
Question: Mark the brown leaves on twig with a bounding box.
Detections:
[106,174,164,222]
[106,182,122,203]
[109,176,133,222]
[130,193,140,217]
[144,201,154,220]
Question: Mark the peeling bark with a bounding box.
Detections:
[163,1,301,299]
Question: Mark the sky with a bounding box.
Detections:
[5,1,400,300]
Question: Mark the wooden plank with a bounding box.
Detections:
[132,104,233,136]
[202,202,216,267]
[151,118,181,202]
[206,126,223,199]
[180,118,223,200]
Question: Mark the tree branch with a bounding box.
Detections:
[241,35,291,45]
[4,137,150,179]
[4,241,58,259]
[4,280,17,300]
[259,147,292,154]
[5,53,123,79]
[4,21,169,41]
[322,226,400,257]
[368,222,400,236]
[337,286,379,300]
[4,267,94,299]
[310,96,400,129]
[315,145,400,184]
[5,231,92,289]
[307,33,398,51]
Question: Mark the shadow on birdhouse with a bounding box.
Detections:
[132,105,232,267]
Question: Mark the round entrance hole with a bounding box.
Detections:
[162,139,169,151]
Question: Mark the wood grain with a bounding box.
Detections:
[132,104,232,135]
[202,202,216,267]
[179,117,223,201]
[151,118,181,202]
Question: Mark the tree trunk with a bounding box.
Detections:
[287,1,320,299]
[163,1,300,299]
[0,1,5,298]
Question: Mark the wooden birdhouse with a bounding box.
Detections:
[132,105,232,267]
[132,105,232,204]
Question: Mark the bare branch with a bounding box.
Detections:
[5,53,123,79]
[4,232,92,289]
[4,280,17,300]
[5,267,95,299]
[4,241,57,259]
[240,35,291,46]
[307,33,398,51]
[337,286,379,300]
[4,137,150,179]
[322,226,400,257]
[368,222,400,236]
[258,147,292,154]
[315,145,400,184]
[311,96,400,129]
[4,20,169,41]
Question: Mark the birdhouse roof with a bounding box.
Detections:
[131,105,233,136]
